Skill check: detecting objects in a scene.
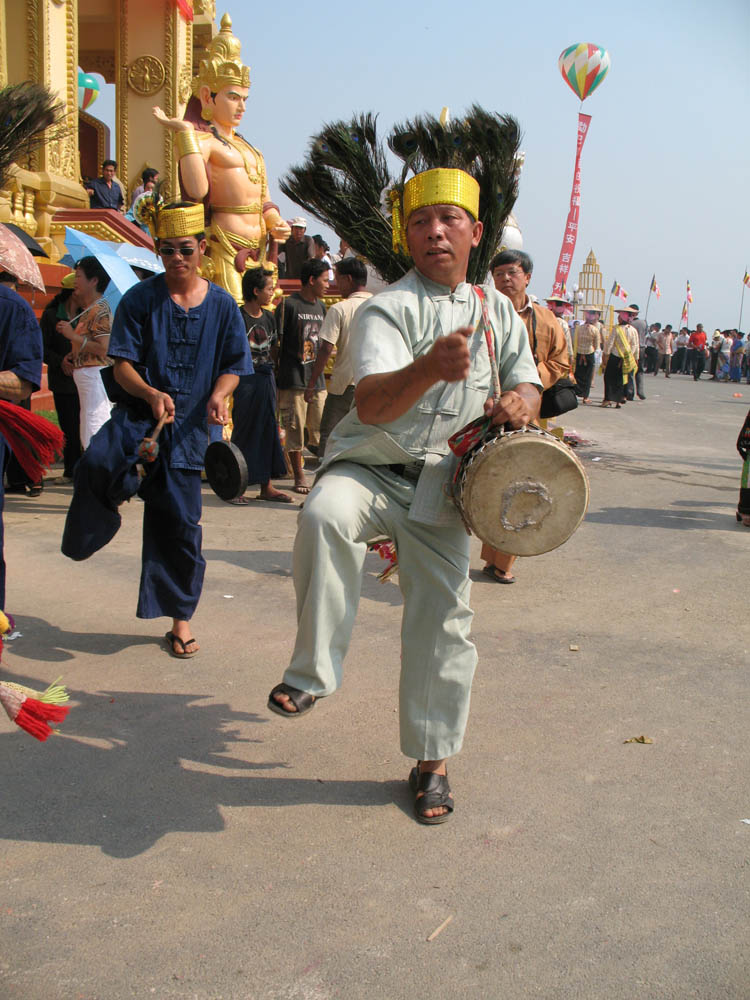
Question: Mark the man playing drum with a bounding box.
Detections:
[267,167,541,824]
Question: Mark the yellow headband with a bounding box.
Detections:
[390,168,480,253]
[155,204,206,239]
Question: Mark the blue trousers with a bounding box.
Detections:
[62,408,205,621]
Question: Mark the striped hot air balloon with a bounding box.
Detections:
[558,43,611,102]
[77,70,100,112]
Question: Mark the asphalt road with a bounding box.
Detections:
[1,372,748,999]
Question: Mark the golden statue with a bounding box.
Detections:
[153,13,290,303]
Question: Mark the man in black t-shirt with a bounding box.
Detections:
[277,258,328,493]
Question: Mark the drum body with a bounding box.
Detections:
[204,440,248,501]
[455,425,589,556]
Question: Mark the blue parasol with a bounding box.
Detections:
[63,228,139,312]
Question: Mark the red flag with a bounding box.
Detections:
[552,113,592,296]
[174,0,193,21]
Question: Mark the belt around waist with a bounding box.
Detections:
[388,460,424,483]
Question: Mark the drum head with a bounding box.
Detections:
[461,430,589,556]
[204,441,249,501]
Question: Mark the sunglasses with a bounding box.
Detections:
[158,245,198,257]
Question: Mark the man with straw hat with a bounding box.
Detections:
[572,306,603,403]
[62,201,250,658]
[268,153,541,824]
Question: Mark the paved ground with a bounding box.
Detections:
[1,373,748,1000]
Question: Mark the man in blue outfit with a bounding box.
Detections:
[85,159,125,212]
[0,276,44,608]
[62,202,250,657]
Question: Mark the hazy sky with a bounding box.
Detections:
[92,0,749,329]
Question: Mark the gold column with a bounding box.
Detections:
[0,0,87,249]
[116,0,192,204]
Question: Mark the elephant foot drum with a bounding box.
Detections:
[453,424,589,556]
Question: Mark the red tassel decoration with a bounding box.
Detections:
[0,399,64,481]
[14,698,70,741]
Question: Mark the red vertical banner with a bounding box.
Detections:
[552,112,592,296]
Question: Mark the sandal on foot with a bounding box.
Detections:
[165,631,199,658]
[267,682,316,718]
[409,766,454,825]
[255,493,294,503]
[482,565,515,584]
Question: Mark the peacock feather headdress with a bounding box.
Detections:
[280,105,522,285]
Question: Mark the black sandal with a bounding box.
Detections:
[267,682,317,718]
[409,765,454,825]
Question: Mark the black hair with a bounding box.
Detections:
[490,249,533,275]
[142,168,159,184]
[0,271,16,284]
[76,255,110,293]
[241,267,274,302]
[300,258,329,286]
[102,159,117,170]
[335,257,367,286]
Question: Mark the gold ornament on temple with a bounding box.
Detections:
[193,13,251,98]
[389,168,480,253]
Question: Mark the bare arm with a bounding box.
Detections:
[483,383,541,429]
[152,107,209,202]
[304,341,335,402]
[57,320,110,359]
[355,328,473,425]
[0,372,33,403]
[113,359,174,421]
[207,373,239,426]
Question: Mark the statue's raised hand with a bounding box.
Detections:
[152,106,192,132]
[270,220,291,242]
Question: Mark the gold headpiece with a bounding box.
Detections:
[389,168,480,253]
[135,194,205,240]
[193,13,251,97]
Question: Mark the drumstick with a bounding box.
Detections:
[138,411,171,462]
[475,289,501,402]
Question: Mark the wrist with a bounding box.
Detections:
[176,129,202,158]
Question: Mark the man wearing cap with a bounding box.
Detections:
[62,201,250,658]
[280,218,315,279]
[267,167,541,824]
[623,303,647,401]
[602,307,639,407]
[572,307,603,404]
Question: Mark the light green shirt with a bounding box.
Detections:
[319,268,541,526]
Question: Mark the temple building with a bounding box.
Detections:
[575,249,614,330]
[0,0,220,259]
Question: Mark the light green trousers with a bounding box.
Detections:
[284,462,477,760]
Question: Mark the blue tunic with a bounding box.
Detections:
[108,275,251,468]
[0,286,43,608]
